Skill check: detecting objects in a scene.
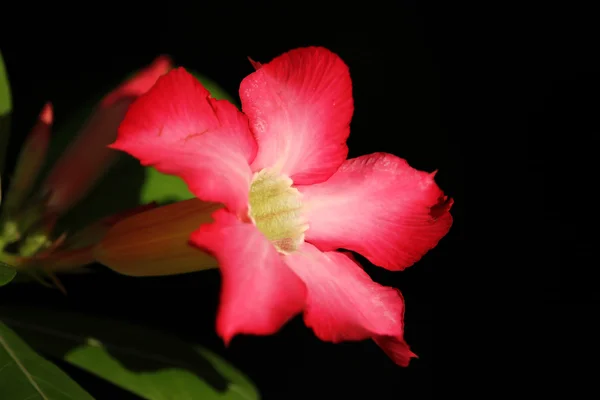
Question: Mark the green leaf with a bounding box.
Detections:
[139,167,193,204]
[0,306,260,400]
[0,263,16,286]
[0,253,16,287]
[48,69,232,232]
[0,321,95,399]
[189,72,236,104]
[0,50,10,116]
[0,49,13,175]
[0,264,16,286]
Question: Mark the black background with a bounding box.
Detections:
[1,3,465,399]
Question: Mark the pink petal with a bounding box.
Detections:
[283,243,408,345]
[373,336,418,367]
[113,68,257,214]
[299,152,453,271]
[239,47,353,184]
[190,209,306,344]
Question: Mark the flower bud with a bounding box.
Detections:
[94,199,221,276]
[42,56,172,215]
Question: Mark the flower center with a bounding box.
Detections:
[248,169,308,254]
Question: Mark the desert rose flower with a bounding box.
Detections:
[107,47,453,366]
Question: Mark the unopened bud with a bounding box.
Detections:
[2,103,52,216]
[94,199,220,276]
[42,56,172,215]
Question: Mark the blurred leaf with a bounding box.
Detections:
[0,306,260,400]
[0,50,10,115]
[189,72,237,104]
[0,49,12,175]
[0,321,95,399]
[0,263,16,286]
[46,69,232,232]
[139,167,193,204]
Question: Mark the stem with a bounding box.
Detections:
[0,246,94,273]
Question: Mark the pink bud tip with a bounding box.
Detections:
[247,57,262,70]
[39,102,53,125]
[150,55,173,72]
[101,55,174,107]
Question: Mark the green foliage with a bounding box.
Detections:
[1,49,12,177]
[0,261,16,286]
[0,321,95,399]
[1,306,259,400]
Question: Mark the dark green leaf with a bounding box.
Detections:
[0,263,16,286]
[0,321,95,399]
[0,50,12,175]
[189,72,236,104]
[0,306,260,400]
[0,51,10,116]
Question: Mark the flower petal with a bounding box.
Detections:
[283,243,407,344]
[299,152,453,271]
[373,336,418,367]
[240,46,353,184]
[190,209,306,344]
[113,68,257,214]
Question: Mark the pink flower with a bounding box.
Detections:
[111,47,453,366]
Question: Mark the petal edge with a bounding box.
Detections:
[191,209,306,344]
[113,68,257,214]
[240,47,353,184]
[299,152,453,271]
[284,243,406,342]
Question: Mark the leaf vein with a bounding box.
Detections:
[0,333,49,400]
